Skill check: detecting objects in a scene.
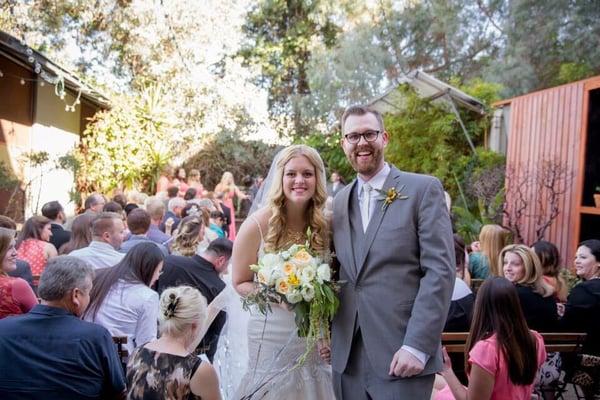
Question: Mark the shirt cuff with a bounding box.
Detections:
[401,345,429,366]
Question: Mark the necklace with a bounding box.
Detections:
[284,228,306,245]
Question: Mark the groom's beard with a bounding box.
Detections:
[348,144,383,176]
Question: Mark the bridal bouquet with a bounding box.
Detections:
[243,238,340,362]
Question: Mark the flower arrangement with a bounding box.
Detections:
[242,234,340,364]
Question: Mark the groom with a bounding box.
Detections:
[330,106,455,399]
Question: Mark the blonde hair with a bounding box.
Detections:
[479,224,511,277]
[158,286,207,337]
[499,244,553,297]
[171,216,204,256]
[219,171,235,188]
[263,145,330,254]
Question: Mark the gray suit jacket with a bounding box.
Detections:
[331,165,455,379]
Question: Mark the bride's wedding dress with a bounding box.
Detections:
[235,303,333,399]
[214,252,333,400]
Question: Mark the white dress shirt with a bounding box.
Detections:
[85,280,159,355]
[69,241,125,269]
[357,162,429,366]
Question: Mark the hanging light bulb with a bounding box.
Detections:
[20,79,25,85]
[40,81,45,87]
[28,56,35,64]
[0,70,3,77]
[65,105,69,111]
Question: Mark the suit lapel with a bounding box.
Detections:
[356,167,403,277]
[337,180,358,279]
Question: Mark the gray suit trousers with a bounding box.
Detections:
[333,331,434,400]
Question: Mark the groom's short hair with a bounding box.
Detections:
[341,105,384,133]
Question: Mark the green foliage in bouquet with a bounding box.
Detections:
[242,229,340,366]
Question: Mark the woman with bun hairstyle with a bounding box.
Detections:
[126,285,221,400]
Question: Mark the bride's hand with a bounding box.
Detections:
[317,339,331,364]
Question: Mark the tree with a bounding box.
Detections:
[239,0,343,137]
[76,84,176,195]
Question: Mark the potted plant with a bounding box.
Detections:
[595,186,600,208]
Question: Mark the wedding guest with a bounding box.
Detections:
[0,227,37,319]
[58,213,95,255]
[84,242,163,356]
[469,224,511,279]
[84,193,107,214]
[500,244,557,332]
[144,197,171,246]
[532,240,568,303]
[208,211,226,240]
[561,239,600,355]
[126,286,221,400]
[445,235,474,332]
[0,216,34,287]
[16,215,58,275]
[326,171,346,198]
[170,216,205,257]
[188,169,206,198]
[112,193,128,209]
[124,203,139,216]
[158,238,232,361]
[127,191,148,208]
[175,168,189,197]
[156,166,174,195]
[214,171,247,240]
[0,256,127,399]
[184,187,198,201]
[69,212,125,269]
[211,192,231,238]
[41,201,71,251]
[436,277,546,400]
[160,197,185,234]
[103,201,125,216]
[119,209,168,256]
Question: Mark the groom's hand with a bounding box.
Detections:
[389,348,424,377]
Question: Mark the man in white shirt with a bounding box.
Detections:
[70,212,125,269]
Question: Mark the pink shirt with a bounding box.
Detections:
[436,330,546,400]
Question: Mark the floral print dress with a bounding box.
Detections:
[126,346,202,400]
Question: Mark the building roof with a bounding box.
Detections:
[368,70,486,115]
[0,30,110,108]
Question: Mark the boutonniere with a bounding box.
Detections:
[375,184,409,211]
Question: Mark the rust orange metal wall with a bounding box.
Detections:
[503,80,585,266]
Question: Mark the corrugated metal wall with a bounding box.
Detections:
[503,81,584,266]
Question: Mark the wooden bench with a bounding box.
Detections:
[112,336,129,371]
[442,332,587,354]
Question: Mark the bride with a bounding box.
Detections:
[231,144,334,399]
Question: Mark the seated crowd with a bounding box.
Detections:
[0,178,242,399]
[0,180,598,400]
[437,223,600,400]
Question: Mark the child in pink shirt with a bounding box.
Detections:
[435,277,547,400]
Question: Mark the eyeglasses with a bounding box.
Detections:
[343,130,380,144]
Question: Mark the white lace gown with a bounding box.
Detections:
[235,304,334,399]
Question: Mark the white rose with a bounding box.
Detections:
[261,253,282,269]
[286,290,303,304]
[317,263,331,283]
[300,265,316,283]
[281,251,291,260]
[301,284,315,302]
[288,244,300,254]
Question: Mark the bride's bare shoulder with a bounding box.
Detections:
[238,207,271,237]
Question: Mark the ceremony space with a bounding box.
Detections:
[1,1,600,400]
